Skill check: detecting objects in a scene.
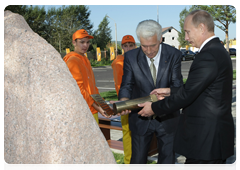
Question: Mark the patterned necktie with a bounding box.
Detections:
[150,58,156,86]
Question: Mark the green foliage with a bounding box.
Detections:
[192,5,236,51]
[5,5,124,57]
[192,5,236,31]
[5,5,47,40]
[92,15,112,51]
[178,7,191,47]
[25,6,47,39]
[90,58,113,67]
[5,5,94,53]
[5,5,28,16]
[44,5,94,53]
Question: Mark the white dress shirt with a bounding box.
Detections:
[145,44,162,77]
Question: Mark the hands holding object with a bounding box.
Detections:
[91,88,170,118]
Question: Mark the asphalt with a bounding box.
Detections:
[108,80,236,164]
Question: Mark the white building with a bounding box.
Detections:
[162,26,180,48]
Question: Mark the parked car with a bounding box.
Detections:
[229,48,236,56]
[180,49,196,61]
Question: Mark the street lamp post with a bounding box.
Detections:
[106,15,117,56]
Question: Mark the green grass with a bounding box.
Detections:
[231,56,236,58]
[233,70,236,80]
[113,152,182,170]
[100,90,118,101]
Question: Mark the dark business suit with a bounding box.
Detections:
[152,38,234,162]
[119,43,183,164]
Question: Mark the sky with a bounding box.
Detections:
[42,4,237,44]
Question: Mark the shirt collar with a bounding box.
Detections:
[146,43,161,63]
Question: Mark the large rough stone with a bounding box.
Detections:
[4,10,116,164]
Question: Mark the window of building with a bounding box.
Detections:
[162,37,165,42]
[172,37,174,40]
[168,29,171,33]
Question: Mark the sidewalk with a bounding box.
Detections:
[109,80,236,164]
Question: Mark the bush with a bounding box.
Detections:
[90,58,113,67]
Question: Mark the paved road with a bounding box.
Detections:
[93,59,236,93]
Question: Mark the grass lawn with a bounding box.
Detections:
[113,152,182,170]
[100,90,118,101]
[233,70,236,80]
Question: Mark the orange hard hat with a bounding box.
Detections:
[121,35,135,45]
[72,29,94,40]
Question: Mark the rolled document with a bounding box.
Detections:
[113,94,158,115]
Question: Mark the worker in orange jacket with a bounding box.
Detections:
[63,29,110,124]
[111,35,136,164]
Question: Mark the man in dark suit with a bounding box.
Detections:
[137,10,234,164]
[118,19,183,164]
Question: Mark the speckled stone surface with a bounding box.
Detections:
[4,10,116,164]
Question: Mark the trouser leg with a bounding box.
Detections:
[130,131,154,164]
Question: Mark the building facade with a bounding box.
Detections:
[162,27,180,48]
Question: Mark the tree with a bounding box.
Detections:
[5,5,94,53]
[24,6,47,39]
[4,5,28,16]
[45,5,94,53]
[178,7,190,47]
[192,5,236,52]
[178,5,236,52]
[5,5,47,39]
[92,15,112,51]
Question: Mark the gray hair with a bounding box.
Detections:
[136,19,162,41]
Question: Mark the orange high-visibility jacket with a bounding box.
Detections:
[63,52,99,114]
[111,55,124,96]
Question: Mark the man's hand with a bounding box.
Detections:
[138,102,154,117]
[150,88,170,100]
[116,110,131,116]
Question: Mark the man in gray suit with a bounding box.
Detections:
[137,10,234,164]
[118,19,183,164]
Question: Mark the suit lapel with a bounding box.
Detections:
[137,47,154,85]
[156,43,169,86]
